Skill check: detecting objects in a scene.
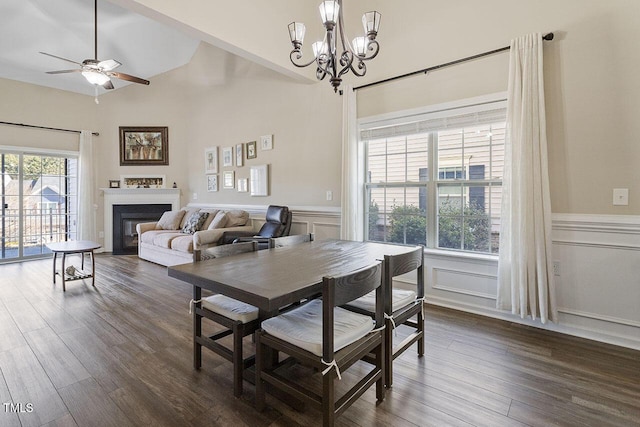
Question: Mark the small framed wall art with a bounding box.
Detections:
[246,141,257,159]
[204,147,218,174]
[260,134,273,150]
[237,178,248,192]
[207,175,218,192]
[235,144,244,167]
[108,180,120,188]
[223,171,235,189]
[222,147,233,167]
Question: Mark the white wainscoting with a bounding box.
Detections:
[406,214,640,350]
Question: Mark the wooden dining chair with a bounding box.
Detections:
[191,241,259,397]
[255,262,385,427]
[344,246,424,388]
[269,233,314,248]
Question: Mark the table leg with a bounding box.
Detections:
[61,253,66,292]
[81,252,85,270]
[193,285,202,369]
[91,250,96,287]
[52,252,57,284]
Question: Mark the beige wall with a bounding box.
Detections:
[0,78,96,151]
[356,0,640,215]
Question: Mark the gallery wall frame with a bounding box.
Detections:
[207,175,218,192]
[119,126,168,166]
[205,147,218,174]
[250,164,269,196]
[223,171,235,189]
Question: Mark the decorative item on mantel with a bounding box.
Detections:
[287,0,381,93]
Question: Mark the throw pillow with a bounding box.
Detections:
[156,210,186,230]
[182,211,210,234]
[180,207,201,228]
[208,211,228,229]
[200,209,220,230]
[225,210,249,227]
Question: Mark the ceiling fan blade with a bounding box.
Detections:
[107,72,150,85]
[102,79,115,90]
[39,52,82,66]
[46,69,82,74]
[98,59,121,71]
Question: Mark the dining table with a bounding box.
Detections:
[167,238,418,376]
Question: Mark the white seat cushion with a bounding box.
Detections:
[261,299,374,357]
[346,289,417,313]
[201,295,259,323]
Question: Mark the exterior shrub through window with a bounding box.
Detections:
[362,100,506,254]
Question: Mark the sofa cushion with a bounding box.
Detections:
[180,207,201,228]
[141,230,178,244]
[156,210,186,230]
[200,209,220,230]
[170,235,194,253]
[182,211,209,234]
[152,232,184,249]
[225,210,249,227]
[208,211,228,229]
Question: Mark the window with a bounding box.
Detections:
[1,151,78,261]
[361,98,506,254]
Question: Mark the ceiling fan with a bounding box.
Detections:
[40,0,150,91]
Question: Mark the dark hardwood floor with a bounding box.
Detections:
[0,254,638,427]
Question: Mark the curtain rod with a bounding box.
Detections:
[0,121,99,137]
[352,32,554,92]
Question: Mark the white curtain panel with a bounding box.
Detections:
[77,130,97,242]
[340,84,362,240]
[497,33,557,323]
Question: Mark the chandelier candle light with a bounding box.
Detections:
[288,0,381,93]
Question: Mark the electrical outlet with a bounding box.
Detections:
[553,261,560,277]
[326,190,333,201]
[98,231,104,238]
[192,192,198,200]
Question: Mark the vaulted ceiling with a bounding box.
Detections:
[0,0,324,97]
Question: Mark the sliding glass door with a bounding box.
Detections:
[0,151,77,261]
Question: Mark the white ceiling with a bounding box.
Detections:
[0,0,200,96]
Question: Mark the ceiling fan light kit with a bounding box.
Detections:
[41,0,149,93]
[288,0,381,93]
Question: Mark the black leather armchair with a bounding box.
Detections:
[221,205,292,250]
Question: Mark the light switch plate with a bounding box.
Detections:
[613,188,628,206]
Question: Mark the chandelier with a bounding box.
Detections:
[287,0,381,93]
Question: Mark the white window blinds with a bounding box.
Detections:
[360,101,507,140]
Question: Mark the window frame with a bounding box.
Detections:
[359,93,507,256]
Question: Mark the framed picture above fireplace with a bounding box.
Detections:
[121,175,166,189]
[119,126,169,166]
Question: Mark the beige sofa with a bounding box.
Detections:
[136,207,254,266]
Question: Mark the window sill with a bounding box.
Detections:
[422,247,498,264]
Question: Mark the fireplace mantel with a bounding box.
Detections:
[102,188,181,252]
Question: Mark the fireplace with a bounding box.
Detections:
[113,204,170,255]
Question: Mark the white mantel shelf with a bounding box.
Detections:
[102,188,181,252]
[101,188,181,195]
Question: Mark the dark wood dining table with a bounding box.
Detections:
[168,239,417,317]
